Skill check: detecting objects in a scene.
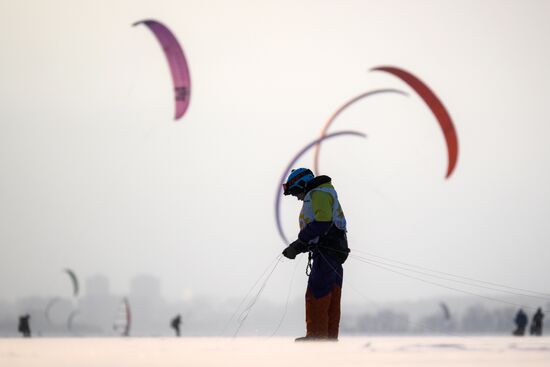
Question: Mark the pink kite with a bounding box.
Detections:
[275,131,367,244]
[134,19,191,120]
[371,66,458,178]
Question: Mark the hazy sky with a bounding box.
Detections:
[1,0,549,307]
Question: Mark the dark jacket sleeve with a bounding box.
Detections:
[288,239,308,254]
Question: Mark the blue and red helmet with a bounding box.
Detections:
[283,168,314,196]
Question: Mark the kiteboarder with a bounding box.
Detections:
[530,308,544,336]
[282,168,349,341]
[18,314,31,338]
[170,314,182,337]
[513,308,528,336]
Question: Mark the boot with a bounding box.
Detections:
[295,336,325,342]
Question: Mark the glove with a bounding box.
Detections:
[282,239,307,259]
[282,246,297,259]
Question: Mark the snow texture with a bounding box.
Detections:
[0,336,549,366]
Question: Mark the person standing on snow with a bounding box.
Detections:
[18,314,31,338]
[281,168,349,341]
[170,314,182,337]
[513,308,528,336]
[530,308,544,336]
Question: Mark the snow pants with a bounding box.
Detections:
[305,284,342,339]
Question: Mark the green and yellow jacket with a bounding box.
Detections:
[298,175,347,243]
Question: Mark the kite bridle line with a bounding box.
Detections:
[316,245,550,313]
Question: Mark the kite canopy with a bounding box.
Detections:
[133,19,191,120]
[64,268,79,297]
[440,302,451,320]
[67,310,80,334]
[113,297,132,337]
[372,66,459,178]
[313,89,407,175]
[44,297,62,324]
[275,131,366,244]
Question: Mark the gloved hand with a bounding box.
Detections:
[282,239,308,259]
[282,245,297,259]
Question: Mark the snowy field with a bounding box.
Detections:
[0,336,549,367]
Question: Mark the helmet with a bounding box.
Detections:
[283,168,314,196]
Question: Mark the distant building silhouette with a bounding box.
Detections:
[129,274,166,335]
[86,275,110,295]
[78,275,119,335]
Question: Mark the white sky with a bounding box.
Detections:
[1,0,549,306]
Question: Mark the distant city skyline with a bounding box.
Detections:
[1,271,547,337]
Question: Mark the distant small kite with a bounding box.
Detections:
[440,302,451,320]
[67,309,81,333]
[64,268,79,297]
[113,297,132,337]
[44,297,62,324]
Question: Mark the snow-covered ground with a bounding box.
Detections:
[0,336,548,366]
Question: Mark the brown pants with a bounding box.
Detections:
[305,285,342,339]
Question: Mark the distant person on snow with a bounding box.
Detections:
[171,314,182,337]
[282,168,349,341]
[18,314,31,338]
[530,308,544,336]
[513,308,528,336]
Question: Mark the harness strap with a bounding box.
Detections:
[306,251,313,276]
